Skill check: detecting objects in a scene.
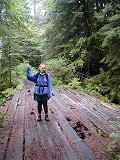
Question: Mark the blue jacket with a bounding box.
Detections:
[26,66,52,98]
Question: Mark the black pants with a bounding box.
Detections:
[37,95,48,115]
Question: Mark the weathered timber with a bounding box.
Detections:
[1,81,118,160]
[66,88,120,113]
[5,90,24,160]
[49,100,96,160]
[64,89,120,131]
[0,90,20,160]
[59,91,115,133]
[24,89,45,160]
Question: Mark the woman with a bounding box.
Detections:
[26,63,52,121]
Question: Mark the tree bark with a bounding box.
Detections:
[33,0,36,22]
[8,55,12,87]
[0,37,2,60]
[0,7,2,60]
[95,0,99,11]
[80,0,93,36]
[8,38,12,87]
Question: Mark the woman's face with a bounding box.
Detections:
[39,64,46,73]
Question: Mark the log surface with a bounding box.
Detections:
[0,80,120,160]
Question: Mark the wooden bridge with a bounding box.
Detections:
[0,80,120,160]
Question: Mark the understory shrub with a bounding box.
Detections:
[84,70,120,104]
[68,77,83,91]
[108,122,120,160]
[46,58,74,85]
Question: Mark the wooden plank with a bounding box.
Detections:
[0,91,20,160]
[52,90,111,141]
[25,83,60,160]
[35,122,52,160]
[52,91,69,113]
[36,112,77,160]
[83,98,120,120]
[52,90,112,150]
[11,90,21,110]
[50,95,78,125]
[39,121,56,160]
[61,93,111,124]
[5,90,24,160]
[31,92,78,160]
[49,100,111,160]
[49,100,96,160]
[54,89,112,133]
[66,88,120,113]
[101,101,120,112]
[24,86,45,160]
[0,83,115,160]
[39,104,79,160]
[46,120,78,160]
[63,90,120,131]
[59,92,113,134]
[67,89,120,120]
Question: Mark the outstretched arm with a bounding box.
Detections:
[26,66,37,83]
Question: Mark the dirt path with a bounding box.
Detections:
[0,80,120,160]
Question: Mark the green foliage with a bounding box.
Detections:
[96,4,120,72]
[0,61,28,105]
[1,88,16,98]
[0,109,6,128]
[110,132,120,144]
[0,0,120,108]
[46,58,74,85]
[37,0,120,104]
[84,69,120,103]
[0,0,32,36]
[0,0,42,96]
[84,83,96,94]
[16,83,24,90]
[68,77,83,91]
[108,122,120,160]
[0,98,6,106]
[12,61,27,87]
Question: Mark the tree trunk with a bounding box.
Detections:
[8,55,12,87]
[0,37,2,60]
[8,38,12,87]
[33,0,36,22]
[0,7,2,60]
[95,0,99,11]
[80,0,93,36]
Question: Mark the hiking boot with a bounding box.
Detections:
[37,114,42,121]
[45,114,49,121]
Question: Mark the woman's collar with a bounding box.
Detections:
[40,72,46,75]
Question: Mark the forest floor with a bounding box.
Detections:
[0,80,120,160]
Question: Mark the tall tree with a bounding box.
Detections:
[0,0,39,91]
[38,0,120,102]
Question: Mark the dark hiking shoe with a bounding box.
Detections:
[37,115,42,121]
[45,114,49,121]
